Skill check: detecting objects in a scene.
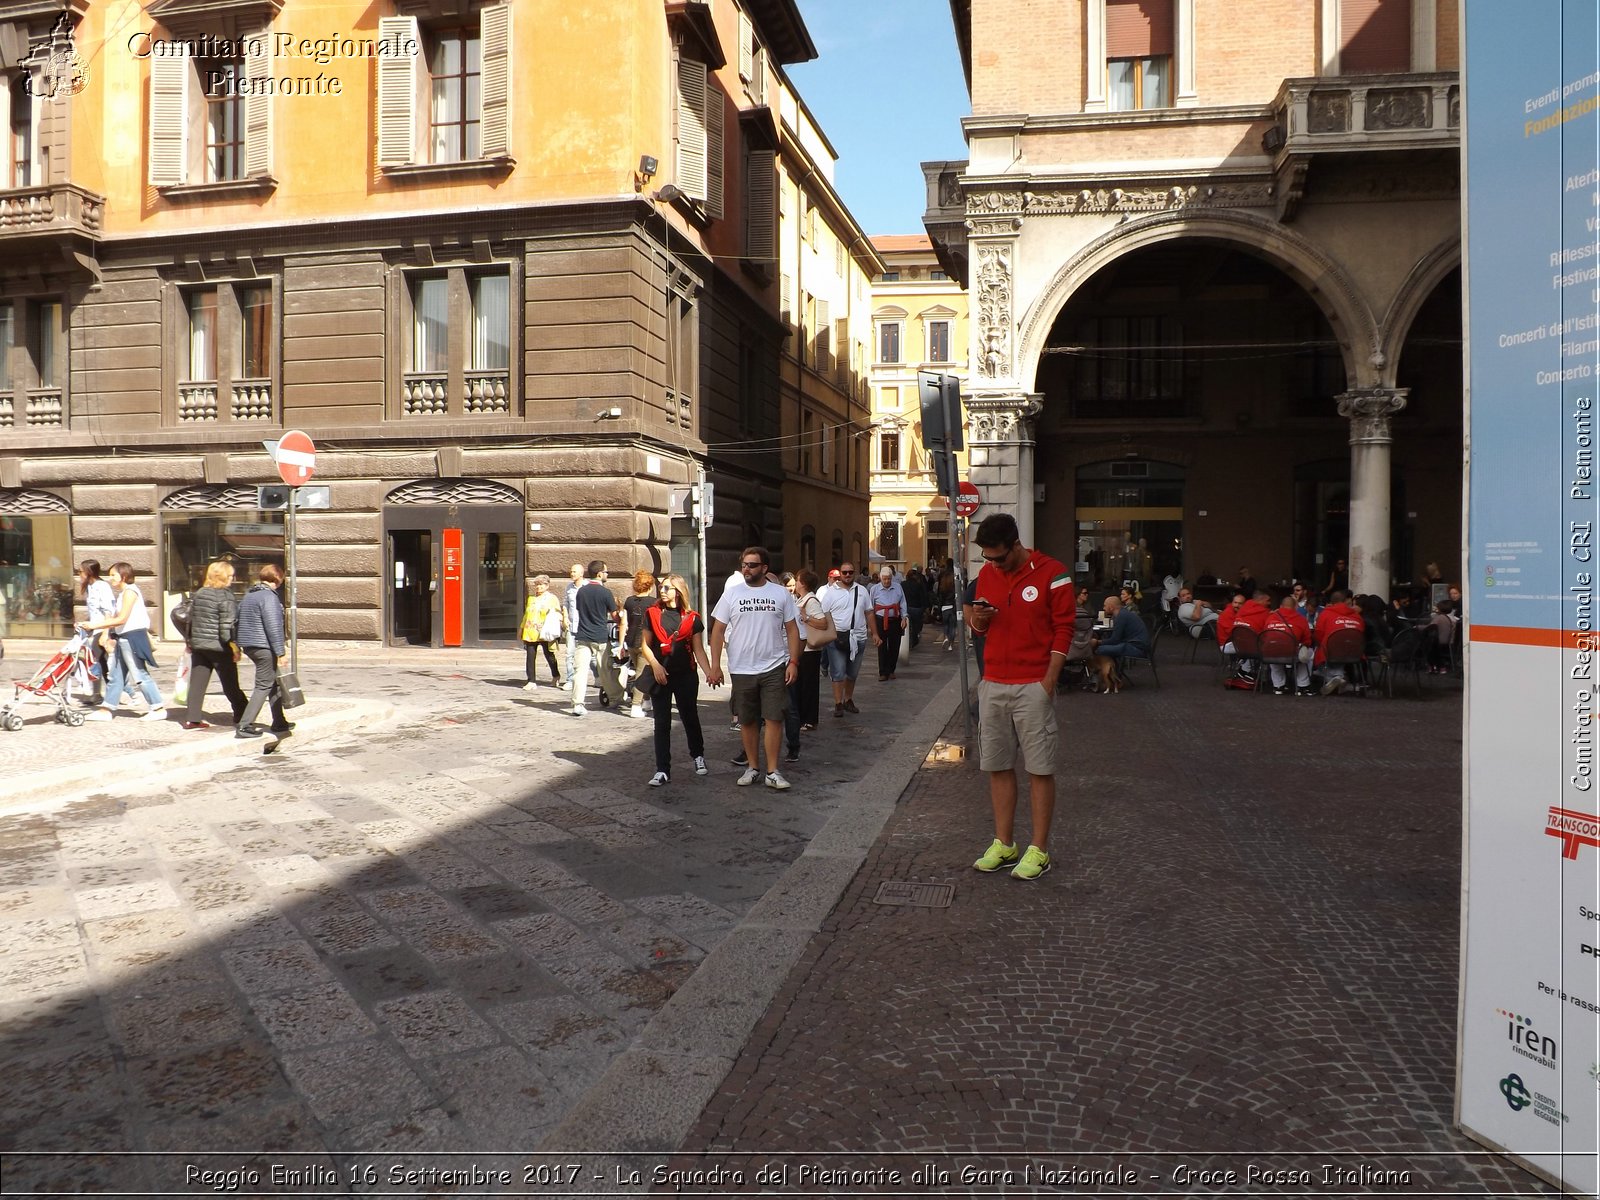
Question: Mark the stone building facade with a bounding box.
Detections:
[927,0,1462,598]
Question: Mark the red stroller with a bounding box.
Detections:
[0,628,96,731]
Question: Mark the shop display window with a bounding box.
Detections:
[161,513,285,638]
[0,514,74,639]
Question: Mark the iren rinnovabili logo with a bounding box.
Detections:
[1497,1008,1557,1069]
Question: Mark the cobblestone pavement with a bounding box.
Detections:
[673,663,1562,1197]
[0,638,961,1195]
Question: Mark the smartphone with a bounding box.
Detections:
[972,598,996,610]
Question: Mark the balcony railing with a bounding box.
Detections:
[24,388,63,427]
[231,380,273,421]
[402,373,448,416]
[0,183,104,240]
[178,383,219,422]
[463,370,510,414]
[1272,72,1459,156]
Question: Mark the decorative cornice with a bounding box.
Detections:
[965,178,1276,218]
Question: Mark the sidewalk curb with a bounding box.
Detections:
[540,666,971,1154]
[0,698,399,813]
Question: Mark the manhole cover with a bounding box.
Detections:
[872,881,954,907]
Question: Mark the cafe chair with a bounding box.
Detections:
[1116,623,1162,690]
[1255,626,1304,694]
[1319,627,1368,695]
[1376,625,1432,698]
[1223,625,1260,685]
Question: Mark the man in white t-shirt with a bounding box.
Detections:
[818,562,877,718]
[708,545,801,790]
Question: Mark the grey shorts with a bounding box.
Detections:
[977,679,1059,774]
[731,664,788,724]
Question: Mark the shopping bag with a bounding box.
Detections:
[276,669,307,709]
[171,650,192,705]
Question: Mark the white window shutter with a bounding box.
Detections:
[739,11,754,82]
[377,15,419,166]
[751,47,767,104]
[704,75,723,219]
[243,28,273,177]
[745,149,776,262]
[148,46,188,187]
[675,56,707,202]
[479,5,511,158]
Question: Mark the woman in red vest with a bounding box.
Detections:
[639,574,713,788]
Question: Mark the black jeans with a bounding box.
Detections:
[238,646,287,730]
[524,640,560,682]
[875,615,904,677]
[651,670,704,775]
[186,647,247,724]
[793,648,822,728]
[908,607,925,648]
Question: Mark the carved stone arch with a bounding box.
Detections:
[1378,237,1462,386]
[1017,209,1382,394]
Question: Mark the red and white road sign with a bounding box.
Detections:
[953,480,981,518]
[274,430,316,486]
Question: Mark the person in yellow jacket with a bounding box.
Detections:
[519,574,565,690]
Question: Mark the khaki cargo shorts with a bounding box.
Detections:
[977,678,1058,774]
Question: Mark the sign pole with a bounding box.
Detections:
[953,511,973,746]
[286,484,299,675]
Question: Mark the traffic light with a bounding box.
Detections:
[257,485,290,510]
[917,370,963,452]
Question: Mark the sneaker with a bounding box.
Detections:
[730,719,741,731]
[843,700,859,714]
[85,708,112,722]
[1011,845,1052,881]
[570,704,587,716]
[1320,677,1345,696]
[764,771,791,791]
[1273,686,1289,696]
[598,692,611,708]
[648,771,669,787]
[559,680,573,691]
[522,681,537,692]
[1296,687,1316,697]
[630,706,647,719]
[973,839,1020,872]
[181,721,211,731]
[736,767,760,786]
[784,747,799,763]
[833,704,844,718]
[693,756,708,775]
[730,750,749,766]
[140,708,168,722]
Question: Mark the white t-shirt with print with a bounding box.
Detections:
[712,579,799,675]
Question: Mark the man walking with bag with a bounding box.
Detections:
[819,562,876,718]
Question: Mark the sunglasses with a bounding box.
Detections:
[741,561,766,569]
[980,551,1009,563]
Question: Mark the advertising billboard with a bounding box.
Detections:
[1461,3,1600,1194]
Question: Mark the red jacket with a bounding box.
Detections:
[1236,597,1273,635]
[971,551,1075,684]
[1216,603,1241,646]
[1263,607,1312,647]
[1313,605,1365,666]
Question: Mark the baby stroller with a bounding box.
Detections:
[0,627,97,731]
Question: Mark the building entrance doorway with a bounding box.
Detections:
[382,480,525,647]
[1074,460,1184,591]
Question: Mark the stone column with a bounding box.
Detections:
[1337,387,1408,597]
[964,216,1031,558]
[968,392,1043,541]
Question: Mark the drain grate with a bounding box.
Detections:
[872,880,955,908]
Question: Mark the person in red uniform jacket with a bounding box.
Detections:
[1313,590,1366,694]
[1263,593,1315,695]
[1215,591,1247,648]
[964,513,1075,882]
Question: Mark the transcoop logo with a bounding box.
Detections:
[1545,806,1600,859]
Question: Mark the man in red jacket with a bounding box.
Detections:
[1314,589,1366,694]
[1263,593,1315,695]
[964,513,1075,882]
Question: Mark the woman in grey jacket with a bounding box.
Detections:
[183,559,248,729]
[235,563,291,738]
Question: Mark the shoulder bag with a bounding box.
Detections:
[803,595,837,649]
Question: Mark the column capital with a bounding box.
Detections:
[1336,387,1409,445]
[968,391,1042,445]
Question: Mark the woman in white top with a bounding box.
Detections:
[77,559,117,706]
[82,562,166,721]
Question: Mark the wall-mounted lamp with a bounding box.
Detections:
[636,154,658,192]
[1261,125,1285,154]
[653,183,685,205]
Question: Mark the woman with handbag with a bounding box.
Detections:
[180,559,249,730]
[638,574,712,788]
[791,569,832,735]
[518,574,564,689]
[234,563,292,739]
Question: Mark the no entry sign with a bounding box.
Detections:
[953,480,981,518]
[275,430,316,486]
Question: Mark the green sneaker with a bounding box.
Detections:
[973,839,1020,872]
[1011,845,1051,880]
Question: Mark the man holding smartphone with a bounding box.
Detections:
[964,513,1075,881]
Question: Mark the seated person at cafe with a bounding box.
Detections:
[1427,601,1457,672]
[1263,593,1315,695]
[1216,591,1252,680]
[1314,590,1366,695]
[1290,580,1319,626]
[1090,595,1150,693]
[1176,587,1219,639]
[1060,590,1097,690]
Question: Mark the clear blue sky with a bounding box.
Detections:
[785,0,971,238]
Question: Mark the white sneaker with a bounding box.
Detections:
[736,767,760,786]
[522,681,537,692]
[693,756,708,775]
[648,771,669,787]
[631,706,647,719]
[764,771,792,791]
[85,708,112,722]
[559,680,573,691]
[140,708,168,721]
[570,704,587,716]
